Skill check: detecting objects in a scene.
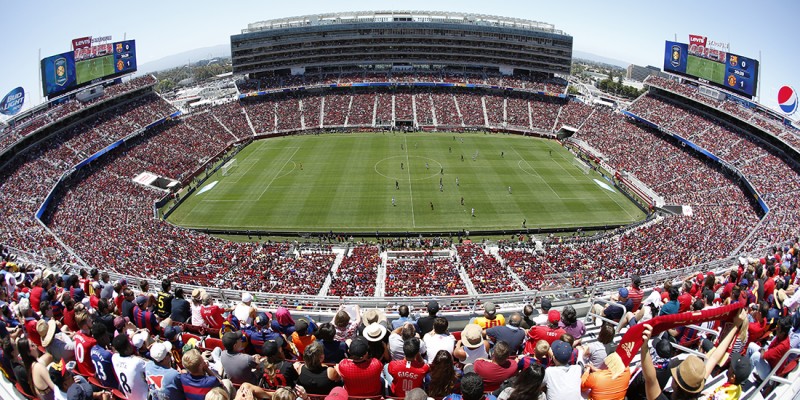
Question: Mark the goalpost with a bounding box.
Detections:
[572,157,591,174]
[221,159,238,176]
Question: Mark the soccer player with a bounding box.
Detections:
[401,162,404,170]
[471,208,475,217]
[392,197,396,207]
[456,177,459,186]
[523,219,527,228]
[501,151,504,158]
[461,197,464,206]
[430,202,434,211]
[396,180,399,190]
[426,162,429,170]
[508,186,512,194]
[440,184,443,192]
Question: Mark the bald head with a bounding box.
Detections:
[508,312,522,327]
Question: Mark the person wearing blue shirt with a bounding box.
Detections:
[89,323,119,390]
[659,287,681,316]
[145,341,184,400]
[243,312,285,356]
[391,305,419,330]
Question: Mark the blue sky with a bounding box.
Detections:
[1,0,797,116]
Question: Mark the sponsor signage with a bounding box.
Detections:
[72,36,92,49]
[0,87,25,116]
[778,86,798,115]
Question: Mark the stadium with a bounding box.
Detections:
[0,9,799,400]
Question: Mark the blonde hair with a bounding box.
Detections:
[534,340,550,358]
[205,387,229,400]
[272,387,297,400]
[182,349,204,375]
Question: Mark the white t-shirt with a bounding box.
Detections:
[233,303,255,326]
[543,348,584,400]
[423,332,456,364]
[191,303,203,326]
[111,353,148,400]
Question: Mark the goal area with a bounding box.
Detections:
[221,159,238,176]
[572,157,591,174]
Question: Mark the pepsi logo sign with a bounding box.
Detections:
[778,86,798,115]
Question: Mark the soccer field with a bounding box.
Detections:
[686,55,726,84]
[76,56,115,84]
[166,133,646,233]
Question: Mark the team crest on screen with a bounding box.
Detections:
[671,45,681,68]
[116,43,123,53]
[727,75,737,87]
[729,55,738,68]
[55,57,68,86]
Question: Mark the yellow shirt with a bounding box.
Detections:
[473,315,505,329]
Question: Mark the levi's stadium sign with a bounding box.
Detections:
[72,36,92,49]
[689,34,707,47]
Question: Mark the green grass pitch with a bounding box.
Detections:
[686,55,726,84]
[76,56,115,85]
[166,133,646,232]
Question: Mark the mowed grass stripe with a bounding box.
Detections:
[168,133,646,231]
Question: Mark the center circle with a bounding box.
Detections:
[374,155,444,181]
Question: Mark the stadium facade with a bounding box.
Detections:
[231,11,572,77]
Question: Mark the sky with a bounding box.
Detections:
[1,0,798,117]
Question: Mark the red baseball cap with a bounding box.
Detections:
[548,309,561,324]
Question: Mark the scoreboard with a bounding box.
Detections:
[41,40,137,98]
[663,41,758,99]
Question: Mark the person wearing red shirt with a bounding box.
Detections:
[387,337,430,397]
[335,337,383,397]
[73,310,97,377]
[749,317,798,379]
[677,282,693,313]
[199,295,232,329]
[524,310,565,354]
[747,302,771,344]
[627,275,644,313]
[763,269,776,299]
[29,279,44,313]
[473,341,517,392]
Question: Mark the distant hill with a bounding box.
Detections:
[572,50,629,68]
[138,44,231,74]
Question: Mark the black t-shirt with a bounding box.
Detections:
[155,291,174,319]
[170,298,191,323]
[626,366,672,400]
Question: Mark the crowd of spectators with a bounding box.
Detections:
[457,244,521,293]
[385,258,466,297]
[0,76,158,153]
[2,249,798,400]
[327,246,380,297]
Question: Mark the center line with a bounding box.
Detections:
[404,137,415,227]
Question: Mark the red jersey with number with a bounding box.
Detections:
[387,359,430,398]
[200,305,225,329]
[74,331,98,376]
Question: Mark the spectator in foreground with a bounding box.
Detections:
[179,348,222,400]
[220,331,260,385]
[542,339,584,399]
[444,372,496,400]
[428,350,460,398]
[111,333,148,400]
[144,340,184,400]
[387,337,430,397]
[473,340,516,392]
[486,313,525,355]
[294,341,341,395]
[423,317,456,364]
[639,309,744,400]
[334,337,383,397]
[497,362,545,400]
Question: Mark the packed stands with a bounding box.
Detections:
[327,245,380,297]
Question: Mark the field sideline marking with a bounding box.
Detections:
[225,141,268,185]
[255,146,301,201]
[404,136,416,227]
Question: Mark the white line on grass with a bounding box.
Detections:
[225,141,267,185]
[255,147,300,201]
[404,136,415,227]
[511,147,562,199]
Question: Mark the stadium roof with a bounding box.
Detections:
[243,10,567,36]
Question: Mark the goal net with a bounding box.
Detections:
[572,158,591,174]
[221,159,238,176]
